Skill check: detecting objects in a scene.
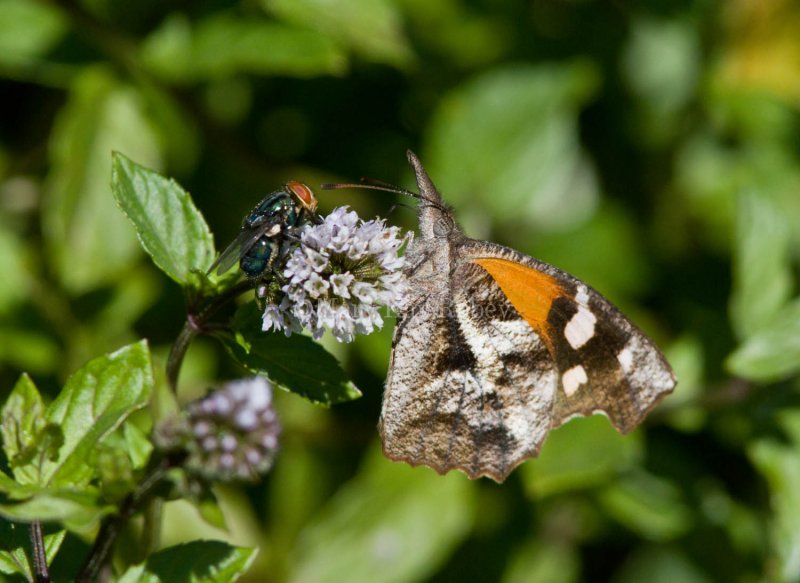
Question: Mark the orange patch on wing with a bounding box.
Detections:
[472,257,566,349]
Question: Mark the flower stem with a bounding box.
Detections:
[166,279,259,391]
[29,521,49,583]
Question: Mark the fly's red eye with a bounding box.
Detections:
[286,181,318,211]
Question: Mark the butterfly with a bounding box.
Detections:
[372,151,676,482]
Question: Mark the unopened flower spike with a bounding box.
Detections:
[155,377,280,482]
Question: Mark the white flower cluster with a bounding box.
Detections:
[262,206,409,342]
[156,377,281,482]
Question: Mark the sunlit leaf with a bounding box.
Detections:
[0,374,46,478]
[141,13,347,82]
[0,0,66,62]
[289,446,475,583]
[264,0,412,67]
[729,192,792,340]
[727,298,800,381]
[598,471,693,541]
[112,152,215,287]
[522,416,642,498]
[34,341,153,487]
[425,63,600,231]
[43,67,162,293]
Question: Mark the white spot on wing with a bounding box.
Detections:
[564,306,596,349]
[562,365,588,396]
[617,347,634,372]
[575,285,590,306]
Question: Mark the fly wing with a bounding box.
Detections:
[207,228,267,275]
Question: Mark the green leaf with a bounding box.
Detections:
[749,410,800,582]
[726,297,800,382]
[264,0,412,67]
[289,446,475,583]
[111,152,215,287]
[0,327,60,374]
[598,471,693,542]
[43,67,163,293]
[140,13,347,82]
[0,521,65,579]
[35,341,153,487]
[1,374,46,477]
[0,488,110,525]
[425,63,601,232]
[122,422,154,470]
[614,547,713,583]
[521,415,642,498]
[0,0,66,62]
[219,304,360,406]
[501,539,580,583]
[117,541,257,583]
[729,192,792,340]
[0,227,29,315]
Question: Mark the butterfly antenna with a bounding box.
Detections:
[320,180,419,200]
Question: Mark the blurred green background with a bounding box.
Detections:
[2,0,800,581]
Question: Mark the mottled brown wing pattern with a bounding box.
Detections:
[381,262,559,481]
[462,241,676,435]
[381,240,675,482]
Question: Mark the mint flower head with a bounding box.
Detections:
[155,377,280,482]
[262,206,410,342]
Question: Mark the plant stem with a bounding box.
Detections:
[75,454,181,583]
[166,278,259,391]
[29,521,50,583]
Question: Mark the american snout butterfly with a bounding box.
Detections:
[327,151,676,482]
[324,151,676,482]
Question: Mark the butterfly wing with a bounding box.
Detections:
[381,239,675,482]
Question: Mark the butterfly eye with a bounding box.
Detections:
[433,216,453,237]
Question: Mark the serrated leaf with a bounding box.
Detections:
[221,330,361,406]
[32,341,154,487]
[521,415,642,498]
[43,67,162,293]
[140,13,346,82]
[289,446,474,583]
[1,374,46,476]
[117,541,257,583]
[0,521,65,579]
[729,192,792,340]
[218,304,360,406]
[425,63,601,231]
[726,297,800,382]
[112,152,215,287]
[264,0,412,67]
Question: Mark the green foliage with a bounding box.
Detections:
[2,0,800,580]
[111,153,215,288]
[117,541,257,583]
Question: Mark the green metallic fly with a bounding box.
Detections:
[208,181,319,279]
